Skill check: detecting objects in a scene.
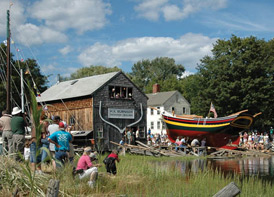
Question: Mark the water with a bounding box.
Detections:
[153,156,274,181]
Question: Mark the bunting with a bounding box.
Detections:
[3,40,7,46]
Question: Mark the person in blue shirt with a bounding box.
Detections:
[48,121,73,167]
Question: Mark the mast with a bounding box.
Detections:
[20,69,24,113]
[6,10,11,114]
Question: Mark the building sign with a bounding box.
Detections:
[108,108,134,119]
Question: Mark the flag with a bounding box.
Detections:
[210,102,218,118]
[3,40,7,46]
[43,105,48,111]
[25,69,30,74]
[36,90,41,97]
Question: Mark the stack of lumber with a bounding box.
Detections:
[209,148,270,158]
[110,141,204,157]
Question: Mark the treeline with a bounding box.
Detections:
[0,35,273,130]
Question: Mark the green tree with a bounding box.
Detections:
[190,35,274,128]
[60,65,121,81]
[0,43,48,112]
[129,57,185,93]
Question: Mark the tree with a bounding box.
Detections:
[129,57,185,93]
[190,35,274,128]
[60,65,121,81]
[0,43,48,112]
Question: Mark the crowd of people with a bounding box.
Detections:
[0,107,120,189]
[239,130,274,150]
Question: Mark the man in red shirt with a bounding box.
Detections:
[105,149,120,175]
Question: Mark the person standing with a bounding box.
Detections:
[40,115,50,163]
[126,129,131,144]
[48,121,73,167]
[11,107,28,160]
[48,116,61,156]
[0,110,13,154]
[270,127,273,142]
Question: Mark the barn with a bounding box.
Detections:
[37,71,148,151]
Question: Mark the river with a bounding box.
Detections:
[153,156,274,181]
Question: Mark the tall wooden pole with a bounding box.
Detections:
[6,10,11,114]
[21,69,24,113]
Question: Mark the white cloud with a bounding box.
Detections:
[78,33,217,71]
[134,0,169,21]
[29,0,112,34]
[203,13,274,32]
[135,0,227,21]
[16,23,67,46]
[182,71,194,78]
[59,45,73,55]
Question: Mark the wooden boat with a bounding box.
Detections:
[162,110,256,149]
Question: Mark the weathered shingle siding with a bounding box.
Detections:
[93,73,147,151]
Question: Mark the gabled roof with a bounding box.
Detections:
[146,91,177,106]
[37,72,120,102]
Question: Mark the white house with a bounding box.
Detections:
[146,84,191,134]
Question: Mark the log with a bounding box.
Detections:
[213,182,241,197]
[46,179,60,197]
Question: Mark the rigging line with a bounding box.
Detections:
[10,39,48,108]
[0,45,33,90]
[0,45,36,114]
[0,56,25,110]
[60,99,84,131]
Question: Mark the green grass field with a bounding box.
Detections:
[0,154,273,196]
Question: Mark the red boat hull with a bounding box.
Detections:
[163,112,253,149]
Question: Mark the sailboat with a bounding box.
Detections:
[162,108,259,149]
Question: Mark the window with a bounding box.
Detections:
[183,107,186,114]
[151,108,154,115]
[157,107,160,115]
[162,121,165,129]
[97,126,103,139]
[151,121,154,129]
[138,127,145,139]
[69,115,75,126]
[109,86,133,100]
[157,121,160,129]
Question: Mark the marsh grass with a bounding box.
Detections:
[0,154,274,196]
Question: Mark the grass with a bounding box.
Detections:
[0,154,273,196]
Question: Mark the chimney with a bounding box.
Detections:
[153,83,160,93]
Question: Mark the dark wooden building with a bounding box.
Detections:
[37,72,148,150]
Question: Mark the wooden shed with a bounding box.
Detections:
[37,71,148,151]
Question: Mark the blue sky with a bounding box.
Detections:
[0,0,274,86]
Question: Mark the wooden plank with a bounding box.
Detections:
[213,182,241,197]
[46,179,60,197]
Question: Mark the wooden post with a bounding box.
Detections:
[213,182,241,197]
[46,179,60,197]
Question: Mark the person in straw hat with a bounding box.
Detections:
[11,107,28,160]
[76,147,101,188]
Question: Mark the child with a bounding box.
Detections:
[104,149,120,175]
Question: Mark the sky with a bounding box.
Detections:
[0,0,274,86]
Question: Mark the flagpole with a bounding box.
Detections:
[20,69,24,113]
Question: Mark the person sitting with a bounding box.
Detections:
[104,149,120,175]
[76,147,100,188]
[191,139,200,153]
